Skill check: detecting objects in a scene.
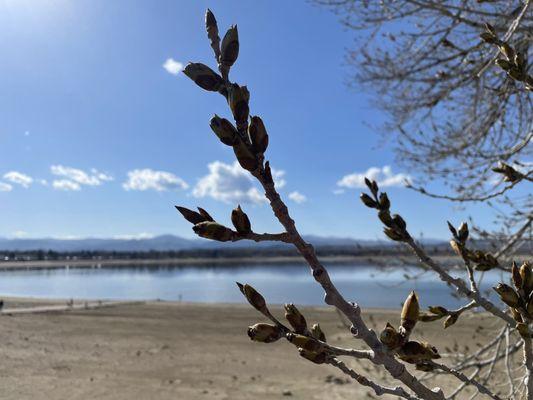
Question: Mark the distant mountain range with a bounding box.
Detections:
[0,234,429,252]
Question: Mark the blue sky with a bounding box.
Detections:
[0,0,501,240]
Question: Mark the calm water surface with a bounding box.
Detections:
[0,264,507,308]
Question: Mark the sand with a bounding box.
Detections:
[0,299,510,399]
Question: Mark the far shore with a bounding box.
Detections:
[0,254,463,270]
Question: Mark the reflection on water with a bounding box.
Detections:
[0,264,507,308]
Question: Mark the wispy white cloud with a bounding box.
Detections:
[52,179,81,191]
[3,171,33,188]
[123,169,189,192]
[0,182,13,192]
[337,166,411,189]
[163,58,184,75]
[50,165,113,190]
[288,191,307,204]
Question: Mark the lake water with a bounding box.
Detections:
[0,263,508,309]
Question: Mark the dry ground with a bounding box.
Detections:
[0,299,512,399]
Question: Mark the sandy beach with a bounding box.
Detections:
[0,299,509,399]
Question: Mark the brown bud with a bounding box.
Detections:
[298,348,327,364]
[247,323,282,343]
[457,222,469,243]
[287,333,322,353]
[205,9,220,57]
[428,306,448,316]
[378,192,390,210]
[248,116,269,155]
[383,227,405,242]
[233,140,258,172]
[228,84,250,128]
[447,221,458,238]
[493,283,520,308]
[511,261,522,290]
[400,291,419,334]
[175,206,207,225]
[310,323,326,342]
[360,193,377,208]
[480,32,498,44]
[209,115,238,146]
[220,25,239,67]
[391,214,407,231]
[284,303,308,334]
[197,207,214,222]
[520,262,533,296]
[231,205,251,234]
[379,322,401,350]
[443,314,458,329]
[495,58,512,71]
[449,240,465,258]
[183,63,224,92]
[237,282,267,313]
[398,341,440,364]
[500,43,515,61]
[378,210,393,226]
[484,22,496,36]
[193,221,234,242]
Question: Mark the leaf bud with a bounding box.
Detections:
[286,333,322,353]
[228,84,250,129]
[360,193,377,208]
[220,25,239,67]
[398,341,440,364]
[457,222,469,243]
[284,303,308,334]
[231,205,252,235]
[443,314,458,329]
[248,116,269,155]
[233,140,259,172]
[298,348,327,364]
[379,322,402,350]
[493,283,520,308]
[175,206,207,225]
[247,323,282,343]
[193,221,234,242]
[237,282,267,313]
[209,115,239,146]
[197,207,215,222]
[378,192,390,210]
[400,291,419,334]
[310,323,326,342]
[183,62,224,92]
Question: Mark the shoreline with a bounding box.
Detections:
[0,254,461,270]
[0,300,501,399]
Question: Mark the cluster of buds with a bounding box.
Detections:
[493,261,533,337]
[380,291,441,371]
[183,10,270,174]
[448,221,500,271]
[360,179,410,242]
[236,282,330,365]
[175,204,252,242]
[480,23,533,90]
[491,161,523,183]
